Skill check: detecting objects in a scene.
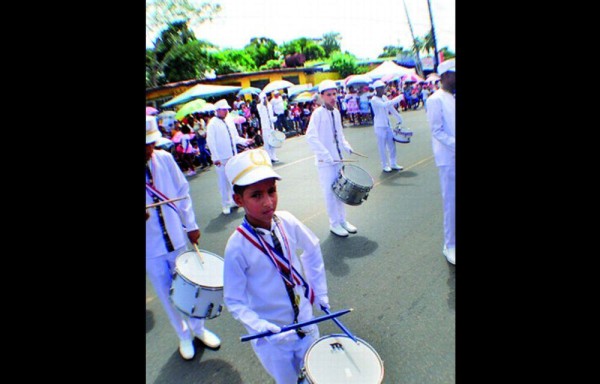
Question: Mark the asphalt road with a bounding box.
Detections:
[146,107,456,384]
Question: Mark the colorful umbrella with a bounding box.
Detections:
[290,91,316,103]
[233,116,246,124]
[263,80,295,95]
[237,87,261,97]
[146,106,159,115]
[345,74,373,87]
[175,99,207,120]
[401,74,424,84]
[161,84,242,108]
[157,111,176,119]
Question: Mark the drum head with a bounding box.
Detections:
[175,250,224,288]
[343,165,374,188]
[273,131,285,140]
[304,334,384,383]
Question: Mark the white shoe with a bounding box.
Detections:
[443,246,455,265]
[383,166,392,172]
[329,224,349,237]
[195,329,221,349]
[341,221,357,234]
[222,206,231,215]
[391,164,404,170]
[179,338,195,360]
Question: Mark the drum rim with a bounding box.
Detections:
[175,250,225,289]
[303,333,385,383]
[341,164,374,188]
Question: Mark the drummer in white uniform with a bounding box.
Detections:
[145,117,221,360]
[305,79,358,237]
[223,148,330,384]
[256,92,279,163]
[370,79,405,172]
[206,99,254,215]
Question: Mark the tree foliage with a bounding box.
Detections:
[146,0,221,42]
[378,45,410,58]
[260,59,284,71]
[328,52,358,78]
[244,37,279,68]
[208,49,257,75]
[280,38,325,61]
[162,40,212,84]
[320,32,342,56]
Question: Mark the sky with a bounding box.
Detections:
[146,0,455,60]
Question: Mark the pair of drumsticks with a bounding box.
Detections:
[146,196,204,264]
[318,150,368,163]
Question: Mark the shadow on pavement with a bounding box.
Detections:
[320,235,378,277]
[446,263,455,311]
[378,170,418,186]
[203,208,244,233]
[154,351,243,384]
[146,310,155,334]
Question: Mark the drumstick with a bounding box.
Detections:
[321,306,359,344]
[318,159,357,163]
[240,308,353,342]
[350,150,368,158]
[192,243,205,264]
[145,196,189,209]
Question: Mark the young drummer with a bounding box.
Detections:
[305,79,358,237]
[223,148,330,384]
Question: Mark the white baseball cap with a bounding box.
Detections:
[438,59,456,75]
[225,148,282,186]
[318,79,337,93]
[214,99,232,110]
[146,115,161,144]
[372,80,386,88]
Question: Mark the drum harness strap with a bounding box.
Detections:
[329,110,343,161]
[237,215,316,339]
[146,163,175,252]
[218,116,237,157]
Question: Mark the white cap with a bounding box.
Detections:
[438,59,456,75]
[259,92,267,101]
[318,79,337,93]
[272,90,280,95]
[214,99,232,110]
[146,116,161,144]
[225,149,282,186]
[372,80,386,88]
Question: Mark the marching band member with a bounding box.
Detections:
[257,92,280,163]
[369,79,405,172]
[206,99,254,215]
[145,116,221,360]
[305,79,358,237]
[425,59,456,265]
[223,148,330,384]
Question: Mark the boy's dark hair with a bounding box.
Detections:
[233,184,248,196]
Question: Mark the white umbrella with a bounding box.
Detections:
[263,80,295,95]
[157,111,176,118]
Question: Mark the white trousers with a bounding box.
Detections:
[146,246,205,341]
[438,165,455,248]
[317,163,346,227]
[251,331,319,384]
[375,126,397,168]
[215,158,234,208]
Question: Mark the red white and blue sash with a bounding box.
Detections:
[237,217,315,304]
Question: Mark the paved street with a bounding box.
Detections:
[146,107,455,383]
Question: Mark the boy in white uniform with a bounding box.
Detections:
[223,148,330,384]
[305,79,358,237]
[256,92,279,162]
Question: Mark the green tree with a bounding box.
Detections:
[209,49,257,75]
[244,37,279,68]
[329,52,358,78]
[280,38,325,61]
[162,40,212,83]
[320,32,342,57]
[260,59,284,71]
[377,45,409,58]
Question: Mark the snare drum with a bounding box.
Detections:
[392,125,412,144]
[267,130,286,148]
[332,164,374,206]
[301,334,384,383]
[170,250,224,319]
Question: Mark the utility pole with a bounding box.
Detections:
[402,0,424,78]
[426,0,440,73]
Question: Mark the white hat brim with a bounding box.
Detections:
[232,167,281,186]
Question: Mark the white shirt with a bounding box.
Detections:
[305,106,353,167]
[257,102,276,135]
[146,149,199,259]
[206,114,250,162]
[370,94,403,128]
[224,211,328,334]
[426,89,455,166]
[271,96,285,115]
